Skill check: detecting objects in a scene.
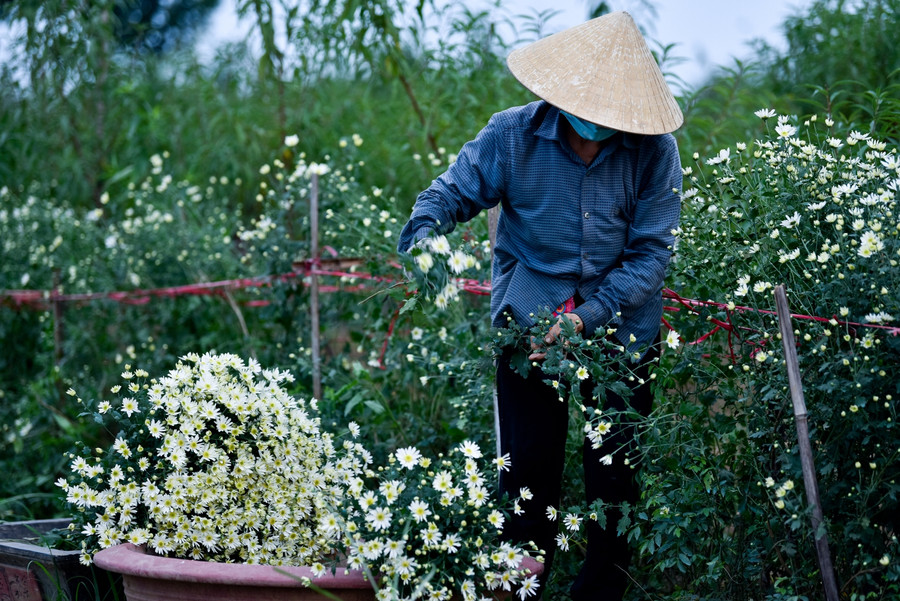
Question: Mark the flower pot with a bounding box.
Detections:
[0,518,122,601]
[93,543,377,601]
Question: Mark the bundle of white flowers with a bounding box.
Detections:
[324,440,542,601]
[405,234,487,310]
[58,351,371,566]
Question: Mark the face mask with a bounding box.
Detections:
[561,110,617,142]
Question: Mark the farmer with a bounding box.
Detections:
[397,11,683,600]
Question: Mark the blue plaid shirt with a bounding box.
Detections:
[398,101,682,351]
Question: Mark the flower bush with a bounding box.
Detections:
[57,351,371,566]
[327,440,542,601]
[628,112,900,599]
[6,105,899,600]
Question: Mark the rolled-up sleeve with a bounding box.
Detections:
[397,115,506,253]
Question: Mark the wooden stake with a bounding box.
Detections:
[52,269,64,368]
[310,173,322,401]
[52,269,66,404]
[773,284,840,601]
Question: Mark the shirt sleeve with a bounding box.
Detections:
[575,135,682,338]
[397,115,506,253]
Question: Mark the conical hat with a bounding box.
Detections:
[507,11,683,135]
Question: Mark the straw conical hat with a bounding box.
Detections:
[507,11,683,135]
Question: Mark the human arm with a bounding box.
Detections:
[574,136,682,339]
[397,115,506,253]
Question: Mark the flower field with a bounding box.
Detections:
[2,0,900,599]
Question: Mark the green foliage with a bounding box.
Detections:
[3,1,900,599]
[631,115,900,600]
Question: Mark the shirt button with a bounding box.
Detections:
[583,252,589,259]
[583,212,590,219]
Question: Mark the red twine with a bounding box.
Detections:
[2,263,896,368]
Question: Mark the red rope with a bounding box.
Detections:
[663,288,900,337]
[2,266,896,346]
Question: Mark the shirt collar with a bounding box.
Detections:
[534,103,565,142]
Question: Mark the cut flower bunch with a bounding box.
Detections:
[329,441,543,601]
[57,351,371,566]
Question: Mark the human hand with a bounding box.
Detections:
[528,312,583,361]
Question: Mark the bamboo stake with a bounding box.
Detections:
[52,269,64,368]
[310,173,322,401]
[773,285,840,601]
[52,269,66,404]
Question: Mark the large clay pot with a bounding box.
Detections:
[93,543,375,601]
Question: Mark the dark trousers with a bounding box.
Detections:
[496,341,658,601]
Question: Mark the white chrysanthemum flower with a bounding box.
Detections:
[754,108,776,119]
[416,252,435,273]
[775,124,797,138]
[864,312,894,324]
[447,250,469,275]
[858,230,885,258]
[881,155,900,170]
[434,292,449,310]
[429,235,451,255]
[563,513,583,532]
[112,437,131,458]
[494,453,511,472]
[515,574,540,600]
[780,212,801,229]
[706,148,731,165]
[487,510,505,529]
[408,499,432,523]
[432,470,453,492]
[366,507,393,531]
[379,480,406,505]
[859,193,881,206]
[459,440,482,458]
[778,248,801,263]
[665,329,681,349]
[468,485,489,507]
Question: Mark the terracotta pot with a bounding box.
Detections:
[93,543,375,601]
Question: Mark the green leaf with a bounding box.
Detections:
[363,400,385,414]
[399,297,418,314]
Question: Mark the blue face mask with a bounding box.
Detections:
[561,110,617,142]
